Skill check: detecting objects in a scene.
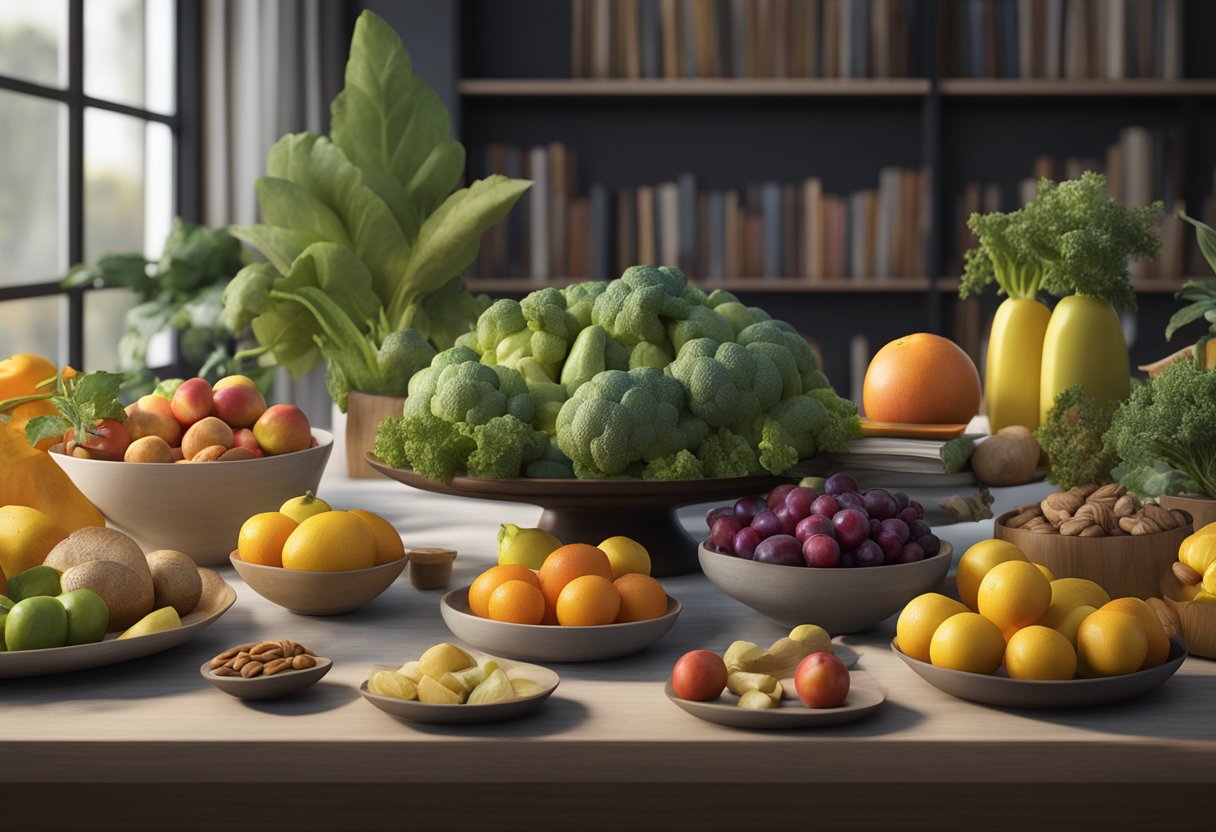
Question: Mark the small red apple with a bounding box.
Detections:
[671,650,728,701]
[171,377,214,428]
[252,403,312,455]
[212,383,267,429]
[65,418,131,461]
[794,652,850,708]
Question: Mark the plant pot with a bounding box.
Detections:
[345,392,405,478]
[1158,495,1216,532]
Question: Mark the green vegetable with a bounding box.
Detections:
[525,439,576,479]
[940,437,977,475]
[695,428,761,478]
[470,289,580,378]
[667,339,782,430]
[1107,360,1216,498]
[736,320,820,392]
[628,341,674,370]
[225,12,530,410]
[25,372,127,448]
[559,325,629,395]
[1164,215,1216,346]
[961,172,1162,310]
[561,282,608,329]
[642,450,705,481]
[668,305,735,353]
[1033,385,1118,490]
[590,265,690,346]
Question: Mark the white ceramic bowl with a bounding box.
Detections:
[230,552,406,616]
[50,429,333,567]
[698,539,952,633]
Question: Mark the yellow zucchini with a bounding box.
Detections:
[1039,294,1130,424]
[986,297,1051,432]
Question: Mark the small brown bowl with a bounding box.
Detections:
[229,552,406,615]
[1160,571,1216,660]
[1158,495,1216,532]
[994,510,1192,600]
[200,656,332,700]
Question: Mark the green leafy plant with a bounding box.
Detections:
[24,371,126,448]
[223,11,530,410]
[1034,385,1118,489]
[63,219,257,396]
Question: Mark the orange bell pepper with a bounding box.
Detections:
[0,354,77,450]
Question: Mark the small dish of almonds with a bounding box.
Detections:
[200,639,332,701]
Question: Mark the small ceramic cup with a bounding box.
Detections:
[408,547,457,590]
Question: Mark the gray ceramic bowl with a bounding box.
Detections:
[230,552,406,616]
[891,637,1187,709]
[440,586,681,662]
[698,540,952,633]
[665,669,887,730]
[50,429,333,567]
[200,656,333,700]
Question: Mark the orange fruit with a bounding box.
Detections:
[862,333,981,425]
[1076,609,1147,677]
[469,564,540,619]
[1100,597,1170,670]
[538,543,613,624]
[555,574,621,626]
[487,579,546,625]
[281,511,376,572]
[236,512,298,568]
[348,509,406,565]
[613,573,668,622]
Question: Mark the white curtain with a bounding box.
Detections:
[201,0,346,426]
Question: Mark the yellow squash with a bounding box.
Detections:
[0,422,105,534]
[1039,295,1130,425]
[985,297,1051,432]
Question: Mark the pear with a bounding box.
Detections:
[417,675,462,705]
[116,606,181,640]
[789,624,833,655]
[737,689,777,709]
[418,643,475,679]
[368,670,417,700]
[723,640,766,672]
[467,668,515,704]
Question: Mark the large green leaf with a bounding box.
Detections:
[255,177,353,247]
[388,175,531,323]
[1180,213,1216,276]
[229,225,319,275]
[330,11,464,232]
[221,262,278,332]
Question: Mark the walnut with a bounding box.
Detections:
[1075,501,1117,532]
[1042,492,1083,527]
[1079,524,1106,538]
[1059,516,1092,536]
[1068,484,1099,501]
[1088,483,1127,510]
[1113,493,1140,518]
[1119,516,1140,534]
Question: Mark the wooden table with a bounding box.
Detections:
[3,474,1212,831]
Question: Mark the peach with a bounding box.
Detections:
[252,404,312,456]
[231,428,264,457]
[213,374,257,391]
[124,394,182,446]
[181,416,234,460]
[171,378,213,428]
[212,384,266,429]
[124,435,174,464]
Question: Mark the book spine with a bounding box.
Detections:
[616,187,636,276]
[528,146,550,280]
[681,0,698,77]
[660,0,681,78]
[589,183,610,280]
[782,183,798,278]
[637,185,656,264]
[761,182,782,278]
[1044,0,1063,78]
[572,0,588,78]
[730,0,748,77]
[678,172,698,273]
[724,189,741,276]
[548,143,568,278]
[591,0,612,78]
[1000,0,1018,78]
[708,190,726,279]
[659,182,681,266]
[639,0,662,77]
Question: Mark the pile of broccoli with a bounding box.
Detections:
[374,266,860,482]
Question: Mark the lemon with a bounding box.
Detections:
[929,612,1006,674]
[348,509,406,565]
[1049,604,1097,648]
[281,511,376,572]
[956,539,1027,611]
[1179,524,1216,576]
[1004,625,1077,680]
[1039,578,1110,629]
[896,592,969,663]
[1033,563,1056,582]
[279,490,331,523]
[0,505,68,586]
[977,560,1051,630]
[597,535,651,578]
[1076,610,1147,677]
[497,524,562,570]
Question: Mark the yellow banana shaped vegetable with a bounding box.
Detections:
[986,298,1051,432]
[1039,295,1130,425]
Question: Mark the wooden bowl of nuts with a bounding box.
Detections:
[994,484,1193,600]
[200,639,332,700]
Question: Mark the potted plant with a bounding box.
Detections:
[221,11,530,476]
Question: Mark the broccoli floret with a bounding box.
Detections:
[376,329,436,393]
[560,324,629,395]
[642,450,705,481]
[668,305,735,353]
[666,338,783,429]
[940,436,977,474]
[391,410,477,482]
[560,281,607,329]
[430,362,514,426]
[1033,385,1118,489]
[736,320,820,391]
[526,439,577,478]
[804,388,861,453]
[470,290,579,377]
[696,428,761,478]
[628,340,674,370]
[758,419,800,476]
[516,357,568,436]
[466,415,548,479]
[591,265,691,346]
[372,416,409,468]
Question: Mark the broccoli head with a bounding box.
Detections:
[666,338,783,429]
[591,265,691,346]
[561,281,607,329]
[736,320,820,392]
[560,324,630,394]
[642,450,705,481]
[1034,384,1118,489]
[668,305,735,353]
[466,415,548,479]
[696,428,761,478]
[628,340,674,370]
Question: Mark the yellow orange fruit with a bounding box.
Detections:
[0,504,69,584]
[1100,597,1170,670]
[348,509,406,565]
[929,612,1006,674]
[1040,578,1111,630]
[862,333,981,425]
[236,512,298,568]
[956,539,1027,611]
[1033,563,1056,582]
[1004,625,1077,680]
[598,536,651,578]
[487,579,546,625]
[977,560,1052,630]
[896,592,969,663]
[613,573,668,622]
[1076,610,1147,677]
[1049,604,1097,648]
[555,574,621,626]
[469,564,540,619]
[538,543,613,624]
[281,511,376,572]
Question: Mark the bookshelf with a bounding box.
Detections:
[375,0,1216,393]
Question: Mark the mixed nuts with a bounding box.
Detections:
[209,639,318,678]
[1004,484,1190,537]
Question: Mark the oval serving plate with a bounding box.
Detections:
[665,669,886,730]
[891,636,1187,709]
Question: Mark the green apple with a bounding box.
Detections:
[0,595,11,652]
[58,589,109,645]
[8,566,63,602]
[4,595,68,651]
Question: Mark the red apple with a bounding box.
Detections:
[171,378,213,428]
[212,374,258,392]
[66,418,131,461]
[252,403,312,456]
[794,652,850,709]
[124,394,182,445]
[671,650,728,701]
[212,384,266,429]
[231,428,264,457]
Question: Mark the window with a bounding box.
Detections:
[0,0,196,370]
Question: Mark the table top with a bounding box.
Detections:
[4,470,1214,786]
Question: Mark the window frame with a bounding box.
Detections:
[0,0,201,368]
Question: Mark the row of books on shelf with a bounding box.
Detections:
[952,126,1213,279]
[570,0,923,81]
[948,0,1184,80]
[471,143,931,282]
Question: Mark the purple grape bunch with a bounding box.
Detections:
[705,473,942,568]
